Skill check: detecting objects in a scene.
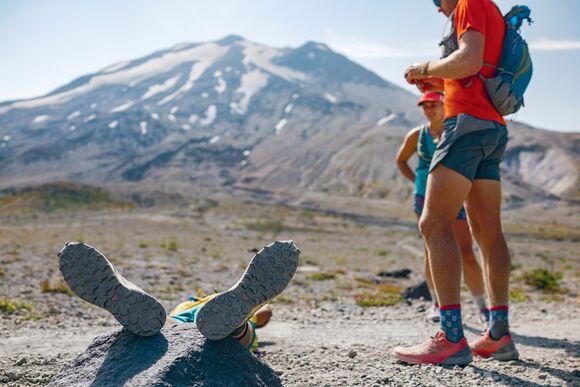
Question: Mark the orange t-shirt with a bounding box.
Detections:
[444,0,506,125]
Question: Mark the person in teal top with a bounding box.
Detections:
[396,92,489,324]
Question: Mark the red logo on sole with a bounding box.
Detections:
[241,292,249,301]
[111,294,120,302]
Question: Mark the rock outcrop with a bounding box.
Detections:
[49,324,281,387]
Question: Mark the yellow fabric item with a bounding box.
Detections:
[169,294,217,317]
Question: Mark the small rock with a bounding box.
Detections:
[16,357,27,366]
[538,374,547,380]
[416,305,426,313]
[377,269,412,279]
[348,350,357,358]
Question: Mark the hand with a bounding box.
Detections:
[416,77,444,92]
[404,62,429,84]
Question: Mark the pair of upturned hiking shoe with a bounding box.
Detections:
[58,241,300,340]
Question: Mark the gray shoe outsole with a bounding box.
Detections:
[58,242,166,336]
[440,346,473,365]
[492,340,519,361]
[196,240,300,341]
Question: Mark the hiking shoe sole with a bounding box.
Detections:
[58,242,166,336]
[196,240,300,340]
[440,346,473,366]
[492,340,519,361]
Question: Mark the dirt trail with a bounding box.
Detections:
[3,314,579,386]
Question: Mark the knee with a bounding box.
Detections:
[419,214,451,240]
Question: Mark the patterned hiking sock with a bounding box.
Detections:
[231,321,255,349]
[489,306,510,340]
[440,304,464,343]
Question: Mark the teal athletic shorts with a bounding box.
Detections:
[429,114,508,181]
[414,194,467,220]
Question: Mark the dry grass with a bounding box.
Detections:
[40,277,74,296]
[355,284,403,307]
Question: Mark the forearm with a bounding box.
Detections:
[397,162,416,183]
[427,48,481,79]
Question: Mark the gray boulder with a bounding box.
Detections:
[50,324,282,387]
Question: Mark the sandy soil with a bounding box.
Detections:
[1,194,578,386]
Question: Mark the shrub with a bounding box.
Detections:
[40,277,74,296]
[308,272,336,281]
[523,268,563,293]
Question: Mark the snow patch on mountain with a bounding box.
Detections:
[324,93,337,104]
[84,114,96,123]
[377,113,397,126]
[0,43,228,114]
[188,114,199,124]
[284,103,295,114]
[234,69,269,114]
[142,74,180,100]
[170,106,179,114]
[100,61,130,74]
[67,110,81,120]
[240,41,306,82]
[161,44,230,103]
[139,121,148,135]
[151,112,160,120]
[215,78,227,93]
[157,94,176,106]
[209,135,220,144]
[108,120,118,129]
[275,118,288,134]
[32,115,50,124]
[110,101,134,113]
[200,105,217,126]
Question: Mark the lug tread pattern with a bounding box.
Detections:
[58,242,166,336]
[196,240,300,340]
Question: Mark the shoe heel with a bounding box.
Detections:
[441,346,473,366]
[493,341,519,361]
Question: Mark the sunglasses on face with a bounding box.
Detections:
[433,0,441,7]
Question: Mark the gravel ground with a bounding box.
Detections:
[1,198,578,386]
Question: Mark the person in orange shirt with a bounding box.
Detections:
[393,0,518,365]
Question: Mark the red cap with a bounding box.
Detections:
[417,92,444,106]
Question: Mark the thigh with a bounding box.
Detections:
[464,179,503,231]
[423,164,472,224]
[474,129,508,181]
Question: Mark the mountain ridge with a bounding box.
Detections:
[0,35,577,202]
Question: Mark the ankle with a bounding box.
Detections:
[232,321,255,349]
[440,304,464,343]
[489,306,510,340]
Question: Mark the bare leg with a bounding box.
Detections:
[417,214,437,303]
[453,219,485,297]
[419,165,471,306]
[464,180,510,307]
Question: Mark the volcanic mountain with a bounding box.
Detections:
[0,35,577,201]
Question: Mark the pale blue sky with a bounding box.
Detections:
[1,0,579,132]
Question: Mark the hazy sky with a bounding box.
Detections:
[1,0,579,132]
